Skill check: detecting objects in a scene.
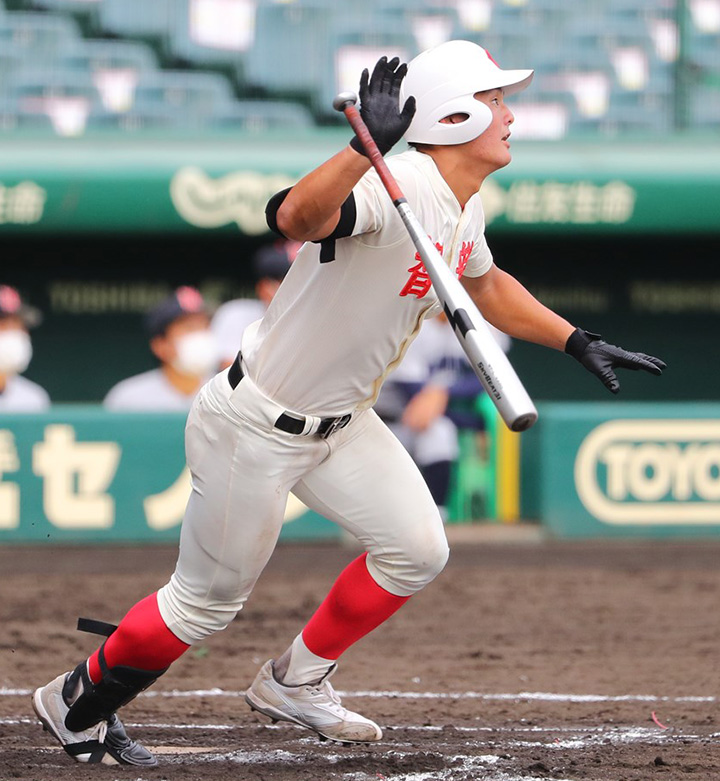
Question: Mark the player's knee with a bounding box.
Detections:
[157,578,244,644]
[414,533,450,585]
[369,527,449,596]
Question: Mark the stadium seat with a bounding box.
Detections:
[84,104,184,132]
[0,11,80,62]
[690,85,720,127]
[6,68,101,135]
[0,97,57,132]
[29,0,104,8]
[244,2,328,96]
[130,69,237,121]
[25,0,101,12]
[98,0,182,39]
[208,99,315,131]
[57,38,159,72]
[0,45,23,90]
[318,22,417,114]
[376,3,459,51]
[56,40,159,113]
[168,0,255,69]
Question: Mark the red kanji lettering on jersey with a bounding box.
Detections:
[456,241,474,279]
[399,261,432,298]
[399,242,443,299]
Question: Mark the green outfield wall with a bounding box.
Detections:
[3,404,719,543]
[522,402,720,538]
[0,408,340,544]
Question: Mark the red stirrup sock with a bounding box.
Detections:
[302,553,410,660]
[87,593,189,683]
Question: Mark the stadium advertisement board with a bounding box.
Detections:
[524,402,720,537]
[0,409,340,543]
[0,137,719,234]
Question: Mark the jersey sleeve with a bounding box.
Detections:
[462,231,494,278]
[350,169,389,237]
[349,156,422,245]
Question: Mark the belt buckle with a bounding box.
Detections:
[318,414,350,440]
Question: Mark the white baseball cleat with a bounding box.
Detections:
[32,672,157,766]
[245,660,383,743]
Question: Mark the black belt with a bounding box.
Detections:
[227,353,352,439]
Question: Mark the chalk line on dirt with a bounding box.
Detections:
[2,686,714,703]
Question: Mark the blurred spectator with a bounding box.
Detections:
[104,286,218,411]
[374,313,510,519]
[0,285,50,412]
[212,240,297,369]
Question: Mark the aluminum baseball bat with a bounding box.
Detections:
[333,91,538,432]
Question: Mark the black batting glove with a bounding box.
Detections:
[349,56,416,157]
[565,328,666,394]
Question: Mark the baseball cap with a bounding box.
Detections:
[252,243,293,281]
[144,286,208,338]
[0,285,42,328]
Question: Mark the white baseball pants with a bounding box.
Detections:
[157,369,449,645]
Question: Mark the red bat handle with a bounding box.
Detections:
[343,104,405,204]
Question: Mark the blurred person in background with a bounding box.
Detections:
[374,313,509,518]
[104,286,218,412]
[212,240,297,370]
[0,285,50,412]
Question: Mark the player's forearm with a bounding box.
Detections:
[463,267,575,350]
[276,146,371,242]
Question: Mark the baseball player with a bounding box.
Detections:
[104,286,219,412]
[32,41,665,766]
[0,285,50,412]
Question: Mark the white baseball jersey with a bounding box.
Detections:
[0,375,50,412]
[104,369,200,412]
[242,149,493,418]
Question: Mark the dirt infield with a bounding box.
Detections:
[1,531,719,781]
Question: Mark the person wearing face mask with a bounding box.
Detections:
[103,286,219,412]
[0,285,50,412]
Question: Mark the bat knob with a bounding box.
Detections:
[510,411,538,432]
[333,91,358,112]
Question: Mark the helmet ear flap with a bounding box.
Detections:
[468,100,493,138]
[410,96,494,145]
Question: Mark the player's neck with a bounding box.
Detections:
[422,148,492,208]
[161,363,203,396]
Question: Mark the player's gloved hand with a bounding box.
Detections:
[350,56,416,157]
[565,328,666,394]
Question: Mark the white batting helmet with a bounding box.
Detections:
[400,40,533,145]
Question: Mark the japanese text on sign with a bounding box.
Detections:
[481,179,636,226]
